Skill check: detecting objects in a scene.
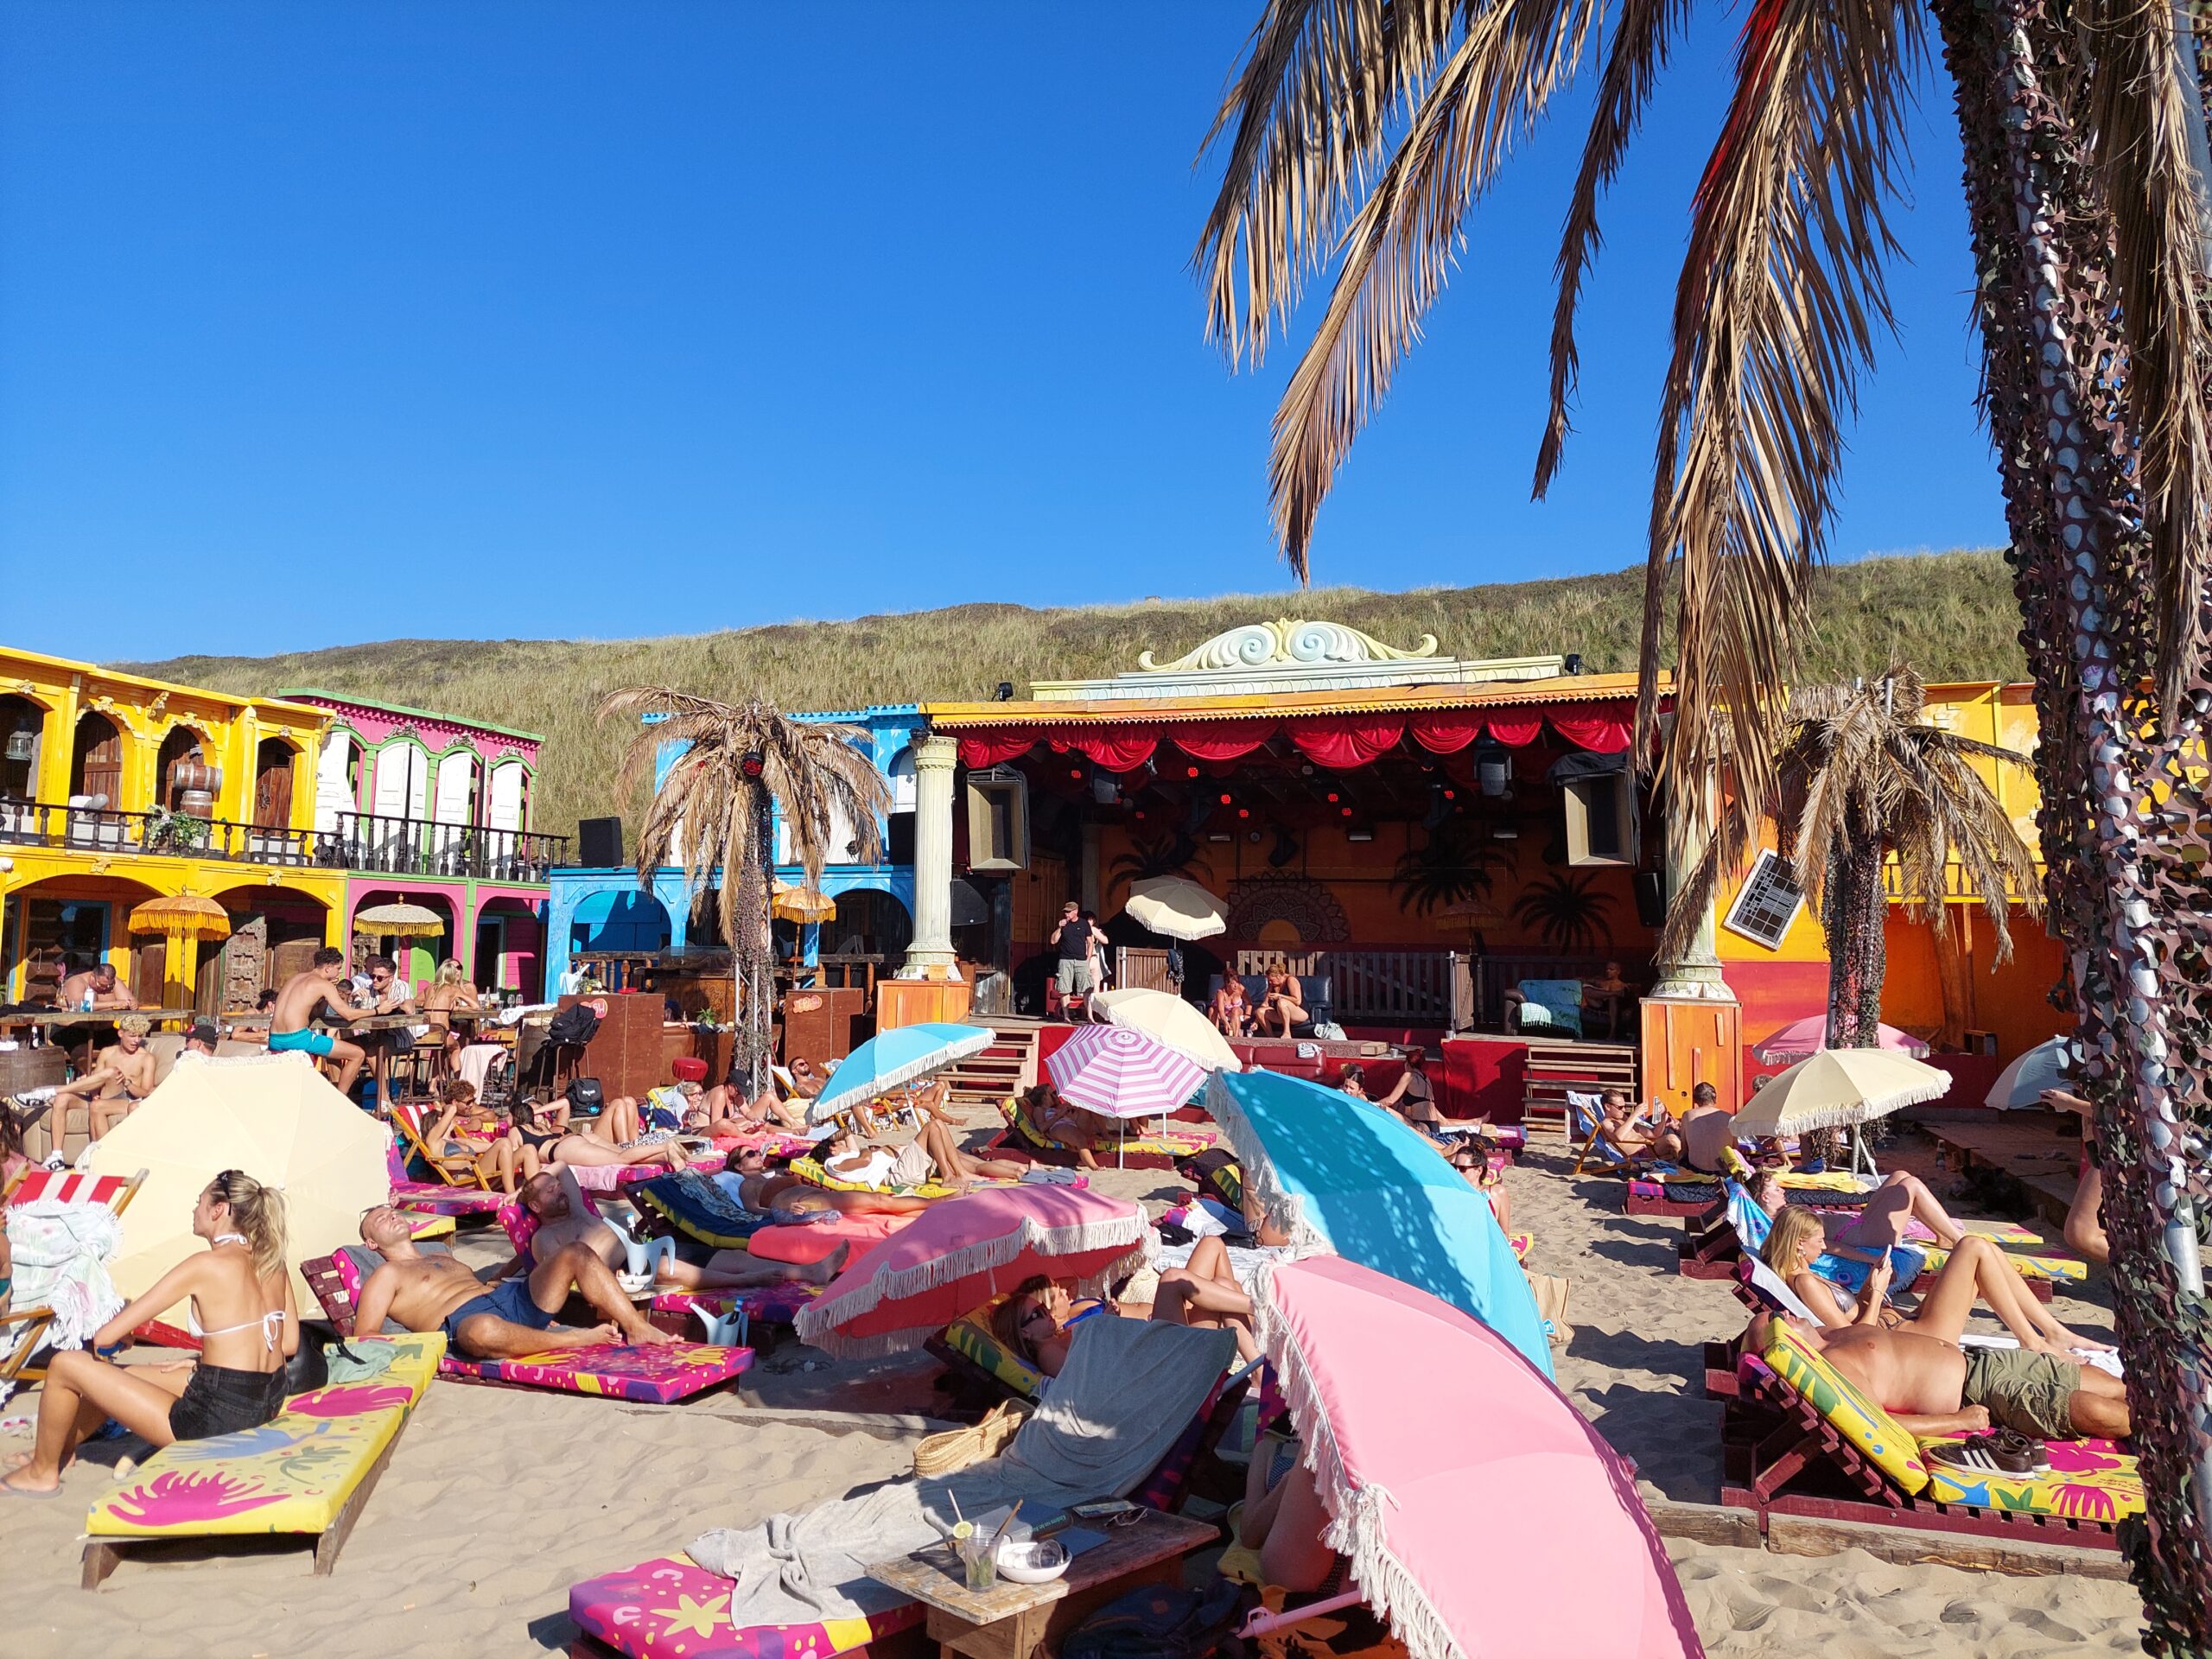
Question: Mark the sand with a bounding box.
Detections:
[0,1109,2151,1656]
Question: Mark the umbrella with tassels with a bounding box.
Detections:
[127,894,232,1008]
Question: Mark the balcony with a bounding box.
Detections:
[0,798,568,884]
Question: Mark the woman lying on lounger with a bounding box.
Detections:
[3,1171,295,1497]
[995,1239,1260,1376]
[820,1122,1029,1191]
[1019,1084,1108,1171]
[1747,1165,1972,1259]
[1759,1205,2109,1355]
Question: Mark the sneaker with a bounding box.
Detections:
[1925,1429,2046,1477]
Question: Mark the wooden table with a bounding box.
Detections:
[1910,1108,2085,1226]
[868,1509,1217,1659]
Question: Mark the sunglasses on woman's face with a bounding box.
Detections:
[1019,1306,1055,1333]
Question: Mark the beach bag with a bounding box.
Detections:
[1526,1271,1573,1349]
[912,1398,1029,1478]
[1062,1576,1249,1659]
[567,1077,606,1113]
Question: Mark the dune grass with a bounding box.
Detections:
[128,550,2025,841]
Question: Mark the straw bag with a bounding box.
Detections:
[913,1399,1029,1478]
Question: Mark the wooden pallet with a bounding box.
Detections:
[940,1019,1038,1106]
[1520,1037,1639,1129]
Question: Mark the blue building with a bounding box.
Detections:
[543,704,921,987]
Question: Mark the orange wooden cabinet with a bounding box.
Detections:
[875,975,974,1032]
[1639,995,1744,1117]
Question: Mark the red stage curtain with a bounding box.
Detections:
[1049,731,1159,772]
[1482,715,1545,747]
[1548,713,1635,753]
[1291,716,1406,769]
[1407,711,1484,754]
[1171,725,1273,763]
[957,732,1037,769]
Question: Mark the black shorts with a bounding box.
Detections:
[168,1363,288,1441]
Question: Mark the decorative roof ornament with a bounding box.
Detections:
[1137,620,1441,675]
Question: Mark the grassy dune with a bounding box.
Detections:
[129,550,2024,840]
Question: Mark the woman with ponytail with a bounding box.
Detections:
[2,1169,296,1497]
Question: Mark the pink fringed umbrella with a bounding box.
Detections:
[1245,1256,1703,1659]
[792,1185,1148,1358]
[1046,1022,1208,1120]
[1752,1015,1929,1065]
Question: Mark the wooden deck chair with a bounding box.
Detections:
[2,1166,148,1389]
[389,1099,494,1192]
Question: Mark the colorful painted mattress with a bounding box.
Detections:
[329,1245,752,1403]
[1921,1243,2088,1284]
[938,1301,1046,1399]
[385,1142,506,1215]
[1753,1319,2142,1521]
[652,1281,823,1324]
[86,1333,444,1540]
[570,1553,922,1659]
[1627,1175,1872,1209]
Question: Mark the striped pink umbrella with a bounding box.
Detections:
[1046,1023,1208,1121]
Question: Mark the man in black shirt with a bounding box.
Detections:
[1052,901,1100,1016]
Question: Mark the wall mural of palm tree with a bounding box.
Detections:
[600,689,890,1094]
[1389,819,1508,916]
[1510,871,1614,954]
[1196,8,2212,1629]
[1106,830,1211,903]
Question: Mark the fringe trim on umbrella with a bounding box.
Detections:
[793,1209,1150,1350]
[1246,1259,1464,1659]
[1203,1074,1329,1253]
[1751,1073,1953,1136]
[807,1029,994,1123]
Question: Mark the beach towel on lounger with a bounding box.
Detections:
[1727,1182,1926,1293]
[685,1317,1236,1628]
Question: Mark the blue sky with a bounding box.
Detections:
[0,3,2002,661]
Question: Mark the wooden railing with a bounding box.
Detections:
[0,797,568,881]
[1467,952,1655,1032]
[1230,948,1464,1027]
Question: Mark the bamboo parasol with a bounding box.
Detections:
[352,902,448,938]
[771,881,838,924]
[126,894,232,940]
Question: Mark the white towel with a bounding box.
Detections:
[4,1197,124,1351]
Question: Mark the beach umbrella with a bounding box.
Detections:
[1089,986,1242,1072]
[1752,1014,1929,1065]
[806,1022,993,1123]
[352,901,446,938]
[127,894,233,1009]
[83,1052,391,1309]
[1205,1069,1550,1376]
[1985,1035,2072,1109]
[793,1185,1147,1358]
[772,880,839,924]
[1046,1023,1208,1121]
[1242,1256,1700,1659]
[1122,875,1228,941]
[1732,1048,1952,1179]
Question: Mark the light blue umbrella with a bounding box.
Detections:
[1205,1068,1553,1377]
[808,1022,994,1123]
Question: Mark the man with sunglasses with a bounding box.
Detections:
[357,955,422,1111]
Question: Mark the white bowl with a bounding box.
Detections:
[995,1539,1070,1584]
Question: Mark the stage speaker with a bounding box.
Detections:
[1634,869,1667,928]
[579,817,624,868]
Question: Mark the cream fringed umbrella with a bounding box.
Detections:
[85,1052,391,1308]
[352,902,447,938]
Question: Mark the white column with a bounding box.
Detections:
[900,733,958,977]
[1649,762,1736,1002]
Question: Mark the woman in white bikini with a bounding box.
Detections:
[3,1169,296,1497]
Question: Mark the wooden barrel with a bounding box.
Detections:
[169,758,219,795]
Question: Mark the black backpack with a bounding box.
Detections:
[548,1003,601,1046]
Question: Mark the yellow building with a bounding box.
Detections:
[0,645,346,1007]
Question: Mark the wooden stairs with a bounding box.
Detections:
[942,1017,1039,1107]
[1521,1037,1640,1134]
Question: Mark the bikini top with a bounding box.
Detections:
[190,1233,288,1350]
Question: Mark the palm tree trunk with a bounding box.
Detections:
[1933,0,2212,1640]
[735,791,774,1096]
[1821,842,1886,1050]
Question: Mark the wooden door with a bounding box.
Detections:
[132,939,166,1007]
[254,741,296,828]
[73,715,122,809]
[268,938,321,991]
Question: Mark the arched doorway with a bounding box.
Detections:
[70,712,123,807]
[0,694,48,836]
[474,897,543,998]
[156,727,212,813]
[254,738,298,828]
[352,891,455,988]
[206,884,329,1013]
[567,889,673,956]
[826,890,912,964]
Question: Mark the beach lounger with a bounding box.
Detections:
[307,1248,753,1405]
[1,1165,147,1390]
[1681,1181,2072,1300]
[988,1096,1218,1173]
[1719,1314,2139,1548]
[564,1359,1257,1659]
[923,1299,1052,1408]
[381,1141,508,1218]
[80,1332,445,1586]
[1624,1167,1873,1218]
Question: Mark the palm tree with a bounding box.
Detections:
[1197,8,2212,1633]
[600,689,891,1094]
[1390,819,1507,915]
[1764,668,2040,1048]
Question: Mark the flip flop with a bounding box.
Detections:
[0,1472,61,1499]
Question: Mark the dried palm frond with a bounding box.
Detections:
[2082,0,2212,715]
[1535,0,1693,494]
[1245,0,1609,572]
[1638,0,1921,905]
[1196,0,1467,365]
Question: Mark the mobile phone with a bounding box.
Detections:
[1071,1499,1140,1522]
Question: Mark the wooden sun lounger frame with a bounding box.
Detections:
[389,1099,497,1192]
[2,1166,149,1389]
[1711,1341,2125,1552]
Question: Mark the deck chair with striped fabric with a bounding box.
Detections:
[389,1099,497,1194]
[2,1165,148,1391]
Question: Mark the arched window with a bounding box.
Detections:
[0,695,46,803]
[70,712,123,808]
[156,727,210,812]
[887,747,918,864]
[314,730,359,836]
[253,738,299,830]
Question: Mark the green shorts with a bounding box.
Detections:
[1961,1345,2080,1440]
